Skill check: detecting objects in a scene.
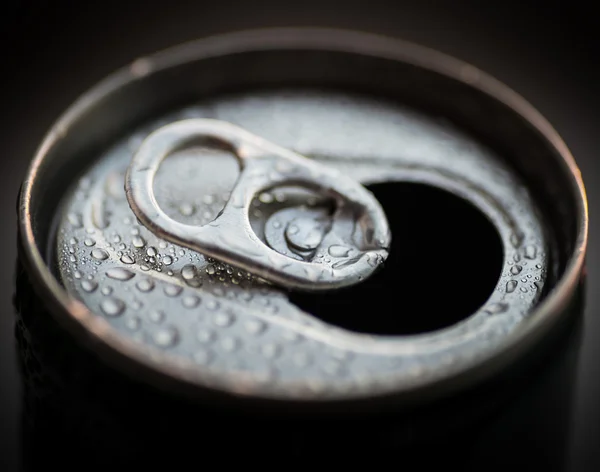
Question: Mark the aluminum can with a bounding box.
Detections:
[15,28,587,470]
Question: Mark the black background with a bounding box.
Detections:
[1,1,599,470]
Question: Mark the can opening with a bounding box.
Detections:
[288,182,504,334]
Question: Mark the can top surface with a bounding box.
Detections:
[18,28,587,407]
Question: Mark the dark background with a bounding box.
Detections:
[1,1,599,470]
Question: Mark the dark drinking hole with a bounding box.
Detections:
[288,182,504,335]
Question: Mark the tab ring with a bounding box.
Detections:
[125,119,391,291]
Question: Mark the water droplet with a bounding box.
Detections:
[120,254,134,264]
[140,264,150,271]
[293,353,311,367]
[258,192,274,204]
[285,217,327,252]
[197,329,215,344]
[206,300,220,311]
[328,245,351,258]
[91,248,109,260]
[131,227,140,235]
[81,280,98,292]
[158,241,168,249]
[244,319,266,335]
[132,236,146,248]
[74,270,82,279]
[510,231,524,248]
[164,284,182,297]
[100,297,125,316]
[153,326,179,347]
[112,234,121,243]
[146,247,158,257]
[126,317,141,330]
[193,349,212,365]
[79,177,92,189]
[136,278,155,292]
[524,245,537,260]
[67,212,83,228]
[181,265,202,287]
[520,286,528,293]
[261,343,280,358]
[206,265,216,275]
[506,280,518,293]
[214,312,234,327]
[283,331,302,343]
[536,263,542,269]
[91,202,110,229]
[221,337,238,351]
[68,237,78,245]
[179,202,195,216]
[203,194,216,205]
[106,268,135,281]
[101,286,113,295]
[69,254,77,263]
[485,302,509,314]
[148,310,165,323]
[510,265,522,275]
[182,295,200,308]
[162,256,173,266]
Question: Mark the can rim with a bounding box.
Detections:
[18,27,588,406]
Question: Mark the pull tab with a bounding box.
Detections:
[125,119,390,291]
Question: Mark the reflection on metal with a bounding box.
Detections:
[125,119,391,291]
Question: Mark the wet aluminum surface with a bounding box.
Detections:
[54,88,548,399]
[125,119,390,291]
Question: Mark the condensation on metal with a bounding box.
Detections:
[124,119,391,291]
[54,89,548,398]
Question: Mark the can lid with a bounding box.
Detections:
[47,87,552,403]
[125,119,391,291]
[21,29,585,406]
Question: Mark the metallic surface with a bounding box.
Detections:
[54,88,547,398]
[18,29,587,406]
[125,118,390,290]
